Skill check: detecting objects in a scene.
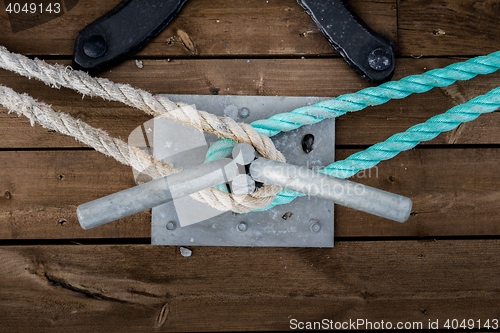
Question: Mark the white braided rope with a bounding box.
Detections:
[0,84,178,178]
[0,46,284,162]
[0,84,281,212]
[0,45,283,212]
[0,46,285,213]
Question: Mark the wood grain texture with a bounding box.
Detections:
[0,0,396,57]
[1,240,500,332]
[1,57,499,149]
[1,148,500,240]
[398,0,500,56]
[0,1,499,330]
[3,0,498,58]
[2,0,499,58]
[0,150,148,240]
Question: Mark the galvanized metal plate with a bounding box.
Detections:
[151,95,335,247]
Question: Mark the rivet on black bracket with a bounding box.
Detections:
[297,0,396,83]
[73,0,189,73]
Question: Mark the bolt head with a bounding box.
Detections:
[83,35,107,59]
[367,48,392,71]
[238,107,250,118]
[310,222,321,233]
[237,221,248,232]
[166,221,177,231]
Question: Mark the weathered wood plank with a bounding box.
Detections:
[0,151,148,240]
[3,0,498,59]
[1,58,499,149]
[398,0,500,56]
[1,148,500,240]
[0,0,396,57]
[1,240,499,332]
[338,148,500,237]
[0,2,497,332]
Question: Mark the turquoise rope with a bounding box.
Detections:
[204,52,500,211]
[262,86,500,210]
[206,50,500,162]
[322,88,500,179]
[251,51,500,137]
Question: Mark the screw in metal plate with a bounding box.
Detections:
[237,221,248,232]
[367,48,392,71]
[83,34,107,59]
[310,221,321,233]
[166,221,177,231]
[238,107,250,118]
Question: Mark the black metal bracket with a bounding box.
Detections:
[73,0,395,82]
[73,0,188,73]
[297,0,395,83]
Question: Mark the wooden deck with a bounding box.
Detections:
[1,0,499,331]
